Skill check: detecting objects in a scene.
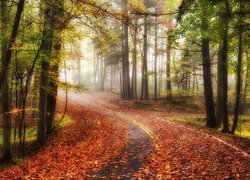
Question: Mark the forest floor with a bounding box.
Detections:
[0,91,249,179]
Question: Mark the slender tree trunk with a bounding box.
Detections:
[242,51,249,114]
[201,38,217,128]
[232,2,244,133]
[121,22,125,98]
[46,45,61,134]
[111,66,113,92]
[1,0,25,161]
[142,15,148,100]
[132,18,138,100]
[154,16,158,101]
[37,4,54,146]
[101,57,106,91]
[217,1,230,133]
[94,48,96,84]
[0,0,25,89]
[46,0,64,134]
[217,48,223,126]
[166,34,172,103]
[122,2,131,99]
[159,55,163,97]
[2,76,11,161]
[96,53,100,85]
[1,0,12,161]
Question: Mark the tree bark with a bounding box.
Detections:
[1,0,11,161]
[217,1,230,133]
[202,38,217,128]
[242,51,249,114]
[154,16,158,101]
[46,0,64,134]
[166,34,172,103]
[122,2,131,99]
[232,2,244,134]
[1,0,25,161]
[141,15,149,100]
[200,11,217,128]
[0,0,25,89]
[37,3,54,146]
[132,18,138,99]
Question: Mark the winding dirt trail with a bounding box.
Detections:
[0,91,249,179]
[69,91,250,179]
[68,91,155,179]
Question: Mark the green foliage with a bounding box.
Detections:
[55,114,73,128]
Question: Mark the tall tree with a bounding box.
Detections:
[121,0,131,100]
[166,30,172,103]
[141,14,149,100]
[1,0,25,161]
[177,0,217,128]
[37,1,54,146]
[217,0,230,133]
[154,15,158,101]
[200,1,217,128]
[46,0,65,134]
[132,17,138,99]
[231,1,244,134]
[1,0,11,161]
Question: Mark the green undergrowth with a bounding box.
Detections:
[0,113,73,157]
[233,115,250,138]
[168,115,206,126]
[168,115,250,138]
[55,113,73,128]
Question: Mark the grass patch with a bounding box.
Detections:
[55,113,73,128]
[168,115,250,138]
[232,115,250,138]
[168,115,206,126]
[0,113,73,154]
[0,127,37,151]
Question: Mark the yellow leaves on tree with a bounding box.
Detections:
[127,0,146,13]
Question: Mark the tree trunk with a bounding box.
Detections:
[1,0,12,161]
[1,0,25,161]
[46,52,60,134]
[141,15,149,100]
[46,0,64,134]
[122,3,131,99]
[154,16,158,101]
[232,2,244,134]
[242,51,249,114]
[132,18,138,100]
[166,34,172,103]
[201,38,217,128]
[217,1,230,133]
[37,4,54,146]
[0,0,25,89]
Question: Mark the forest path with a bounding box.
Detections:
[0,91,249,179]
[68,91,156,178]
[67,91,250,178]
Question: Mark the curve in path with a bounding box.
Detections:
[68,92,156,178]
[65,91,250,178]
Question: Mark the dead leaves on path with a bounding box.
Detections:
[134,115,249,179]
[0,99,127,179]
[0,92,249,179]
